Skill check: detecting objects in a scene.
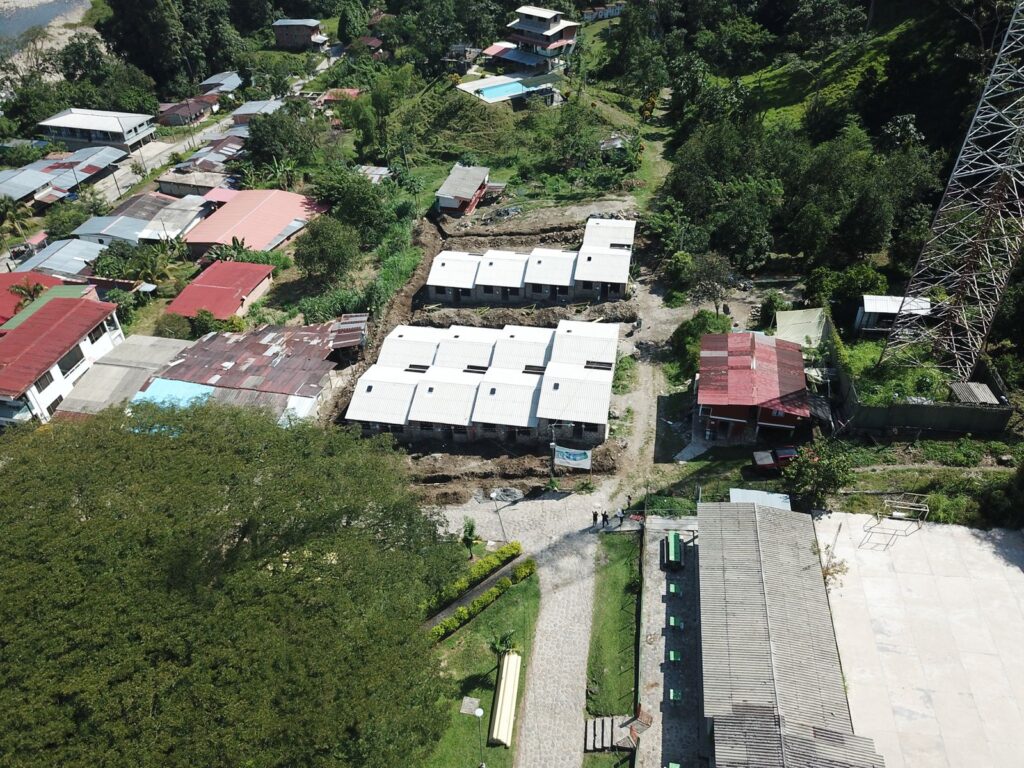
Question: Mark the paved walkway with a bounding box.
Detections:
[443,484,624,768]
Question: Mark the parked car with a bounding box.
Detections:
[752,446,798,473]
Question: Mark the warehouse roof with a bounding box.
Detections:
[0,298,115,397]
[698,333,809,417]
[38,108,152,133]
[550,320,619,366]
[698,502,885,768]
[15,239,105,278]
[345,364,420,425]
[166,261,273,319]
[408,366,480,426]
[183,189,319,252]
[535,361,613,424]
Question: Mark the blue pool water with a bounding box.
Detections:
[479,81,527,101]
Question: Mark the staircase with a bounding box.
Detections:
[584,715,636,752]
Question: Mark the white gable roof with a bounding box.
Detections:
[408,367,480,426]
[435,326,501,369]
[376,325,444,368]
[537,362,613,425]
[550,320,619,365]
[525,248,576,286]
[862,295,931,315]
[574,245,632,284]
[427,251,480,289]
[345,365,419,425]
[582,218,636,250]
[473,368,542,427]
[491,325,555,370]
[476,250,528,288]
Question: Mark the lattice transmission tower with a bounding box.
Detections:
[881,2,1024,381]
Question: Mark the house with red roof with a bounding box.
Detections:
[0,289,122,425]
[0,273,64,325]
[183,189,321,256]
[166,260,274,320]
[696,332,810,442]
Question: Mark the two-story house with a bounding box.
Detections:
[505,6,580,71]
[272,19,329,51]
[0,290,123,426]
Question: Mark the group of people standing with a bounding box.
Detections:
[592,495,633,529]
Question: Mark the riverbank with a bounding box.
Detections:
[5,0,94,77]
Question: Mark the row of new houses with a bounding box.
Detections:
[347,320,619,446]
[426,218,637,303]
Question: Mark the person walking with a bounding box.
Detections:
[626,494,633,510]
[592,509,599,528]
[616,508,624,527]
[601,511,609,528]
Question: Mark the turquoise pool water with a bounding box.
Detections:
[479,81,527,101]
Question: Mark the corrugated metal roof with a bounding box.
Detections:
[0,298,116,397]
[472,368,542,427]
[436,164,489,201]
[435,326,500,369]
[166,261,273,320]
[273,18,320,25]
[525,248,575,286]
[232,99,284,117]
[408,366,479,426]
[14,239,104,277]
[0,273,64,324]
[0,168,52,201]
[376,325,444,368]
[476,250,528,288]
[535,361,612,424]
[698,333,809,417]
[862,295,930,315]
[25,146,126,191]
[550,319,618,365]
[491,326,554,370]
[72,215,150,244]
[728,488,792,509]
[38,108,151,133]
[573,245,631,284]
[183,190,320,252]
[427,251,480,289]
[1,284,95,329]
[345,364,420,424]
[582,218,636,250]
[698,502,885,768]
[949,381,1000,404]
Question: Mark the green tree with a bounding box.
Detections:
[668,309,732,379]
[43,199,93,240]
[683,251,733,314]
[759,290,792,330]
[337,0,369,43]
[105,287,140,324]
[246,109,319,167]
[293,217,362,284]
[0,196,32,241]
[0,405,462,767]
[804,263,887,307]
[784,439,853,508]
[461,516,476,560]
[154,311,193,339]
[6,277,48,312]
[312,167,392,245]
[91,240,139,280]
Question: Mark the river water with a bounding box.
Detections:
[1,0,84,44]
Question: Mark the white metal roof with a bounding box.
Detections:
[550,320,619,365]
[472,368,542,427]
[573,245,632,284]
[536,362,612,425]
[427,251,480,289]
[491,326,555,370]
[515,5,559,19]
[862,294,931,315]
[434,326,501,369]
[525,248,576,286]
[582,218,636,250]
[345,364,419,425]
[38,108,152,133]
[476,250,528,288]
[408,367,480,426]
[376,325,444,368]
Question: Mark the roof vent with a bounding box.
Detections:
[587,256,592,261]
[490,387,497,395]
[428,386,434,393]
[488,261,494,266]
[366,384,373,392]
[553,382,560,390]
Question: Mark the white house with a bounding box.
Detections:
[0,291,123,425]
[854,294,932,333]
[37,108,155,151]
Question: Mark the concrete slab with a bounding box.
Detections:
[816,512,1024,768]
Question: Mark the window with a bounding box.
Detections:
[508,287,520,296]
[435,286,446,295]
[584,423,599,433]
[771,409,785,418]
[532,283,543,293]
[46,395,64,417]
[582,281,593,290]
[104,316,118,333]
[87,325,105,344]
[57,346,84,377]
[557,286,568,295]
[460,288,471,297]
[483,423,496,432]
[33,371,54,392]
[483,286,494,294]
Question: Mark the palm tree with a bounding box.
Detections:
[268,157,298,190]
[208,237,250,262]
[127,245,173,284]
[77,186,110,216]
[238,164,269,190]
[8,279,47,312]
[0,195,32,240]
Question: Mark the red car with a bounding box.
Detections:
[752,446,798,473]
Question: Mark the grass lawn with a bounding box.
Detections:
[423,574,541,768]
[124,298,170,336]
[587,532,640,717]
[612,354,638,395]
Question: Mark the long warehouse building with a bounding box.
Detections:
[346,320,619,445]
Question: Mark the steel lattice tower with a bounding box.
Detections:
[881,2,1024,381]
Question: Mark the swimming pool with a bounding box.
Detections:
[479,81,528,101]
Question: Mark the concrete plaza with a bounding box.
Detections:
[816,511,1024,768]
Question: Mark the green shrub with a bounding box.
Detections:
[512,558,537,583]
[153,312,193,339]
[424,541,522,616]
[668,310,731,382]
[495,577,513,592]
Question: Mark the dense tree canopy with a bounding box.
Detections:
[0,406,462,768]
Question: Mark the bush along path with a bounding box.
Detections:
[430,560,538,642]
[428,556,525,625]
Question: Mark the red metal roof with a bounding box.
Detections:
[0,273,64,324]
[184,189,321,251]
[697,333,810,417]
[0,298,115,397]
[166,260,274,320]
